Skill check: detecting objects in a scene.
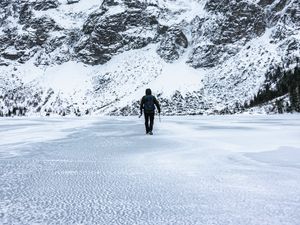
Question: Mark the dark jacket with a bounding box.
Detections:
[140,89,161,114]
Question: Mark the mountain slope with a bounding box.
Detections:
[0,0,299,116]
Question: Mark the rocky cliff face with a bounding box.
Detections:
[0,0,299,116]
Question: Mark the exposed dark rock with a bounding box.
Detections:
[284,1,300,26]
[33,0,60,11]
[269,1,299,41]
[124,0,147,9]
[19,3,33,24]
[157,25,169,35]
[204,0,266,44]
[278,38,300,66]
[67,0,80,5]
[21,16,63,46]
[24,16,62,33]
[273,0,289,13]
[101,0,120,8]
[0,31,15,51]
[188,0,266,68]
[14,34,36,50]
[157,27,188,62]
[258,0,274,7]
[77,5,160,65]
[82,11,107,34]
[2,51,24,60]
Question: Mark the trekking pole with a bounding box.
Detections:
[159,113,161,122]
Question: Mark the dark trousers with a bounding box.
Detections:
[144,112,154,133]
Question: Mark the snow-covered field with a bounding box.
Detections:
[1,115,300,225]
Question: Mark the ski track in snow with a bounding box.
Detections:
[1,115,300,225]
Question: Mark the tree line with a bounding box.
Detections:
[246,64,300,113]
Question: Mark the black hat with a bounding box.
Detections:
[145,88,152,95]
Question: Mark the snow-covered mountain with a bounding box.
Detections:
[0,0,299,116]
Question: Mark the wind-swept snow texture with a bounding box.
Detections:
[1,115,300,225]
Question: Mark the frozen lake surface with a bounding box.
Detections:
[1,115,300,225]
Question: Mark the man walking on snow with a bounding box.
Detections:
[140,88,161,135]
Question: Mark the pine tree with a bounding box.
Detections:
[275,99,283,114]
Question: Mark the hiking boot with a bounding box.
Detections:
[149,131,153,135]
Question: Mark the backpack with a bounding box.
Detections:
[144,95,155,112]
